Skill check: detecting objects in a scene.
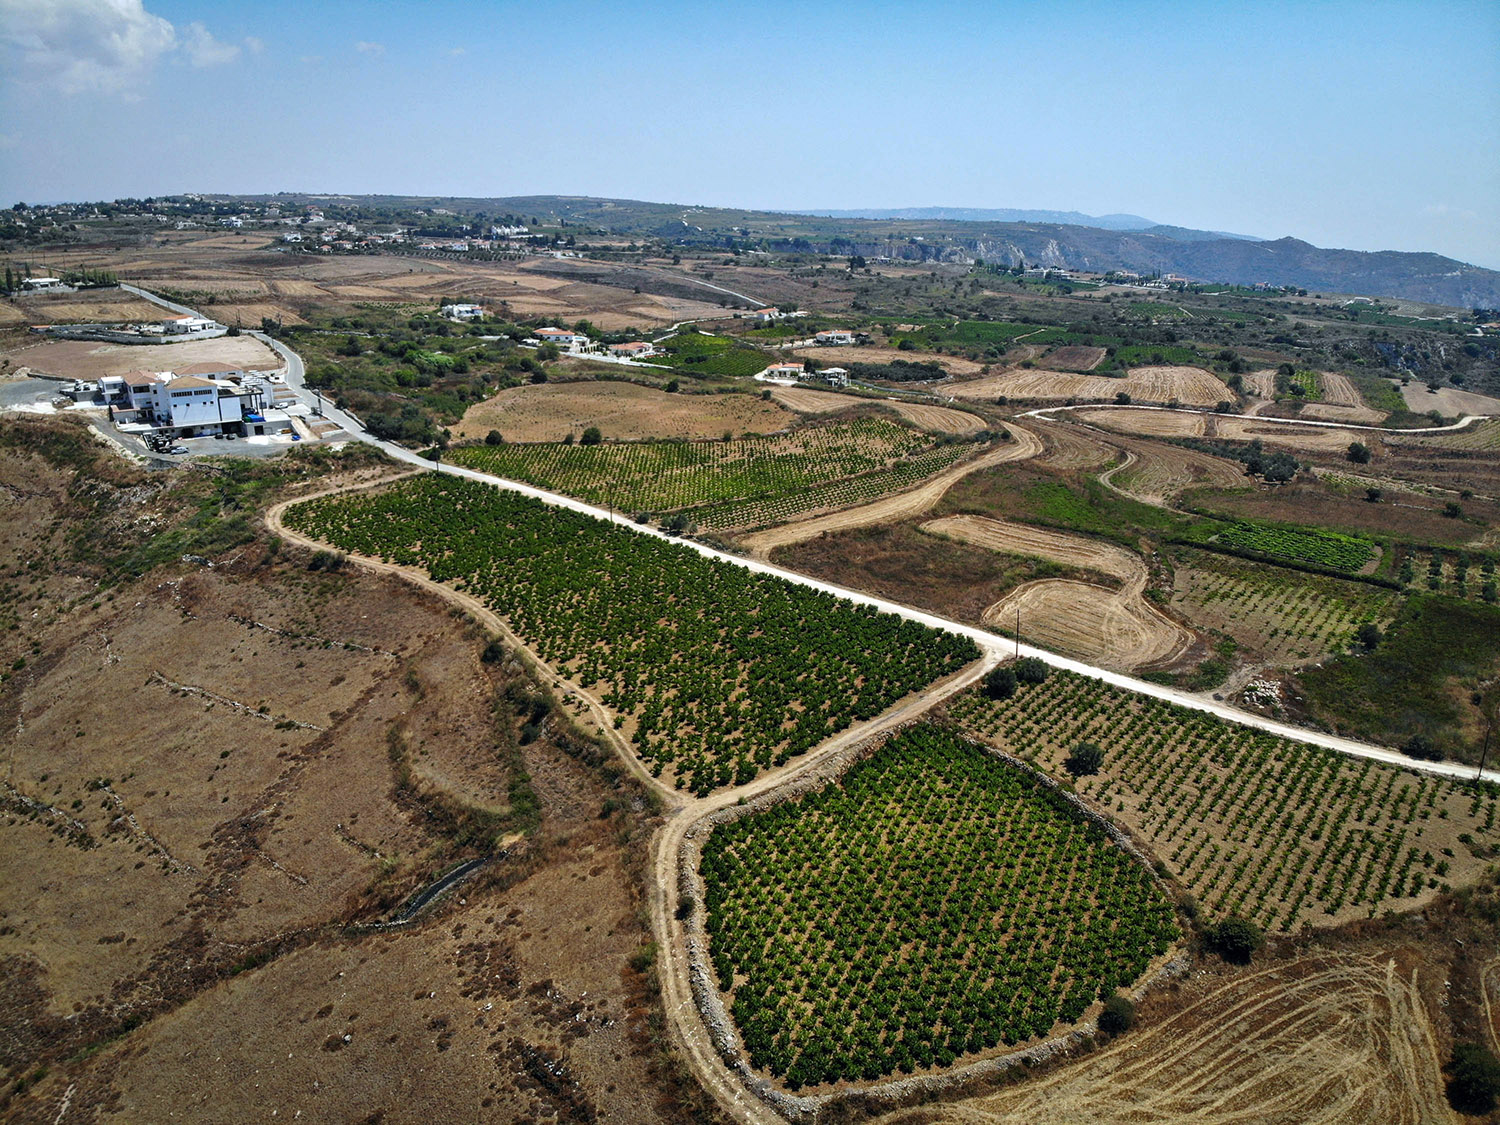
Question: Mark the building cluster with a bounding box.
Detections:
[758,361,849,387]
[71,363,299,439]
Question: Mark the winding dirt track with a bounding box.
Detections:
[922,515,1194,671]
[736,424,1044,558]
[884,954,1454,1125]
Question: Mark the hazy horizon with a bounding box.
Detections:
[1,0,1496,269]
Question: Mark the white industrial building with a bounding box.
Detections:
[441,303,485,321]
[533,327,590,350]
[101,366,277,437]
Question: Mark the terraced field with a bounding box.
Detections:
[951,366,1228,407]
[950,670,1500,932]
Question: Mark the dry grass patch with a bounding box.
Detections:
[454,380,793,443]
[951,366,1227,407]
[5,335,282,379]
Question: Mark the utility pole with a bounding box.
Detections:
[1015,604,1021,659]
[1478,723,1491,782]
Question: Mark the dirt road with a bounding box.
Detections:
[736,424,1044,557]
[922,514,1194,671]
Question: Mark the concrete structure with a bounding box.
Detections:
[762,361,805,380]
[161,316,220,337]
[533,327,590,350]
[441,303,485,321]
[814,329,855,346]
[819,367,850,387]
[607,340,656,358]
[101,367,270,437]
[21,277,66,292]
[753,307,781,323]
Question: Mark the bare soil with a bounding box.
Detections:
[454,380,794,443]
[3,335,283,380]
[4,289,170,326]
[791,344,987,377]
[1402,381,1500,418]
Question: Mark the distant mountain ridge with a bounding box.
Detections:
[798,206,1159,230]
[214,192,1500,307]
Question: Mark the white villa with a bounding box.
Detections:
[815,329,855,346]
[533,327,591,350]
[441,303,485,321]
[101,366,274,437]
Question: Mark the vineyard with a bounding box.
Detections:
[1185,519,1376,574]
[700,725,1178,1089]
[1390,418,1500,451]
[448,418,985,530]
[283,476,979,794]
[949,670,1500,932]
[1171,548,1399,661]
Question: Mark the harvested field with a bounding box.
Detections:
[1076,407,1207,438]
[770,386,851,413]
[886,952,1453,1125]
[1044,344,1106,371]
[1401,381,1500,418]
[923,514,1193,671]
[735,425,1044,557]
[792,343,986,376]
[1299,372,1386,424]
[1242,368,1278,400]
[1389,417,1500,450]
[1105,442,1247,507]
[1215,418,1379,454]
[1032,419,1119,471]
[7,291,169,325]
[4,334,283,379]
[885,401,987,433]
[453,380,794,443]
[949,365,1228,407]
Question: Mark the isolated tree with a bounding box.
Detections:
[1402,733,1442,761]
[666,379,680,393]
[1347,441,1371,464]
[984,665,1017,700]
[580,426,603,446]
[1098,993,1135,1035]
[1355,622,1383,649]
[1365,487,1383,503]
[1203,916,1263,964]
[1447,1042,1500,1114]
[485,429,504,446]
[1065,741,1105,777]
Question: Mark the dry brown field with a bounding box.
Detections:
[3,288,169,326]
[1401,381,1500,417]
[769,385,852,413]
[1107,440,1248,506]
[0,421,705,1125]
[791,343,987,376]
[1076,406,1207,437]
[1043,344,1107,370]
[2,334,283,379]
[950,365,1227,406]
[1032,418,1119,470]
[453,380,795,443]
[885,401,987,433]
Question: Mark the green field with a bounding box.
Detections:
[1184,519,1375,574]
[284,477,979,794]
[950,670,1500,931]
[647,330,771,376]
[701,724,1177,1087]
[447,418,979,527]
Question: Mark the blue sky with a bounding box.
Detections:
[2,0,1497,267]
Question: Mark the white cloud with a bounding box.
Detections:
[0,0,177,94]
[182,21,239,68]
[449,46,466,56]
[0,0,243,95]
[244,35,265,55]
[355,41,385,55]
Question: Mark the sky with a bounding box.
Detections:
[1,0,1497,268]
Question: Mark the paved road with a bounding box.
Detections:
[1023,401,1492,435]
[122,285,1495,784]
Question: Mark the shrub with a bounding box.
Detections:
[1402,733,1442,761]
[1356,622,1383,649]
[1347,441,1371,464]
[1098,992,1135,1035]
[1448,1042,1500,1114]
[481,639,506,664]
[580,426,603,446]
[985,665,1017,700]
[1015,656,1050,684]
[1065,741,1105,777]
[485,429,504,445]
[1203,915,1264,963]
